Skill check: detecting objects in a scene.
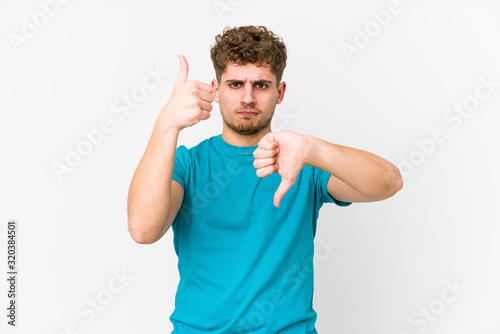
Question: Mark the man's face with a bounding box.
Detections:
[212,62,286,136]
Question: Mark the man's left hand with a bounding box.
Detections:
[253,131,308,208]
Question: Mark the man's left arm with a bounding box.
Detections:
[304,135,403,203]
[253,131,404,207]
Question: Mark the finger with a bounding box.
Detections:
[175,55,189,85]
[199,90,214,103]
[199,100,213,112]
[253,157,276,169]
[253,147,279,159]
[195,80,214,93]
[199,110,211,121]
[274,179,294,208]
[257,132,278,149]
[258,140,278,150]
[255,164,278,178]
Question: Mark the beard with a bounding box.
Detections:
[221,105,274,135]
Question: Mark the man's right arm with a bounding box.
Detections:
[127,55,214,244]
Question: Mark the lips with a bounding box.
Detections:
[237,110,258,116]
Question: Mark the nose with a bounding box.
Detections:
[241,85,256,106]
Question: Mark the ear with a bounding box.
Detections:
[276,81,286,104]
[212,79,219,103]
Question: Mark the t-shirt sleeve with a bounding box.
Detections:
[172,145,190,189]
[317,168,352,207]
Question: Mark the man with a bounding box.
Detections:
[127,26,403,333]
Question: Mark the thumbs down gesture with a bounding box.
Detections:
[253,131,308,208]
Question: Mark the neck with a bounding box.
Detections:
[221,124,271,147]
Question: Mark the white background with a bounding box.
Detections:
[1,0,499,333]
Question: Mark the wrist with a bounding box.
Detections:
[303,134,316,167]
[154,109,183,136]
[304,135,338,170]
[152,116,181,140]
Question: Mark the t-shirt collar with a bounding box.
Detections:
[214,134,258,157]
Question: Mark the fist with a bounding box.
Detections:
[253,131,308,208]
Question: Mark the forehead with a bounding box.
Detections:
[221,62,276,83]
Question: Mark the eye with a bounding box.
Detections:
[255,83,268,89]
[230,82,241,88]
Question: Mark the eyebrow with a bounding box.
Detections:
[224,79,274,85]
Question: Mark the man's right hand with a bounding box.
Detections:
[158,55,214,131]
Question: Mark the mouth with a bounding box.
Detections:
[237,110,258,117]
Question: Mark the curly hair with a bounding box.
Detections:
[210,25,287,84]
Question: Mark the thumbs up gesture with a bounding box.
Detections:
[253,131,308,208]
[159,55,214,131]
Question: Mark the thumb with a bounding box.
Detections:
[175,55,189,85]
[273,178,294,208]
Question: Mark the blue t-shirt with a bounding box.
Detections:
[169,134,351,334]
